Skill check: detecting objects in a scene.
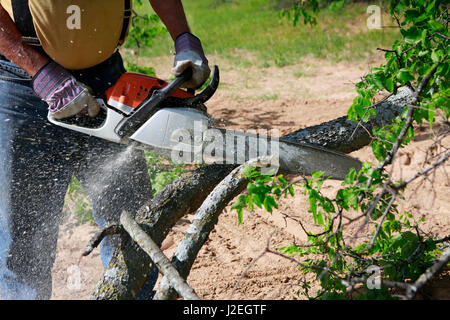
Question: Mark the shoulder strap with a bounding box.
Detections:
[11,0,41,45]
[119,0,132,44]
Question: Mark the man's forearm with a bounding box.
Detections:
[149,0,190,41]
[0,5,49,77]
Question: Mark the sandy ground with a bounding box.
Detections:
[51,53,449,300]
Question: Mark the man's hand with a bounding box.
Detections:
[33,61,100,119]
[148,1,210,89]
[172,32,210,89]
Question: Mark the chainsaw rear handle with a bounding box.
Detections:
[47,98,127,143]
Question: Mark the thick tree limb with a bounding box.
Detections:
[90,164,236,299]
[154,157,276,300]
[120,211,200,300]
[154,165,249,299]
[91,88,415,300]
[282,88,414,152]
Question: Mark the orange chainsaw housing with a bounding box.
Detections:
[105,72,194,111]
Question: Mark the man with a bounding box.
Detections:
[0,0,210,299]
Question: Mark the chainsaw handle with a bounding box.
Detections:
[161,67,193,96]
[47,99,127,144]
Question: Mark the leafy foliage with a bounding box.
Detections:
[123,0,165,75]
[145,152,187,196]
[231,165,293,224]
[280,0,320,26]
[66,176,95,225]
[233,0,448,299]
[123,0,166,49]
[280,0,358,26]
[124,61,156,76]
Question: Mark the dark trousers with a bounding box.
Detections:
[0,51,156,299]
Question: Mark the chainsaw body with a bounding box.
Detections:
[48,67,218,155]
[48,65,363,180]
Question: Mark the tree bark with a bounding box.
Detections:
[154,164,251,300]
[120,211,200,300]
[282,88,413,152]
[90,88,414,300]
[90,164,236,299]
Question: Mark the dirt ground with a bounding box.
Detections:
[51,53,449,300]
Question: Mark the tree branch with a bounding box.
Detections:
[406,246,450,299]
[120,211,200,300]
[154,157,274,300]
[91,87,417,299]
[82,224,124,257]
[90,164,236,300]
[392,152,449,190]
[282,87,414,153]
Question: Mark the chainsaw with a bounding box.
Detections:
[48,65,362,180]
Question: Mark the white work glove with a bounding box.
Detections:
[171,32,211,89]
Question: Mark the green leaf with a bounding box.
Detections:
[372,140,387,161]
[314,210,324,225]
[312,171,325,180]
[428,20,445,32]
[397,68,415,84]
[344,168,356,185]
[237,209,243,225]
[322,198,335,213]
[403,26,421,44]
[347,190,358,210]
[252,193,263,208]
[384,77,395,92]
[231,195,247,211]
[309,192,318,215]
[263,195,278,213]
[288,185,295,197]
[431,50,439,63]
[278,176,287,187]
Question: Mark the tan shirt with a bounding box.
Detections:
[1,0,131,69]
